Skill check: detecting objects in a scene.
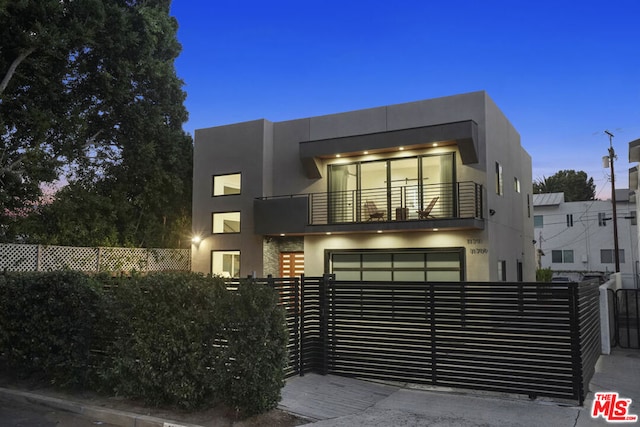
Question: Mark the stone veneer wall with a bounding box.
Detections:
[262,237,304,277]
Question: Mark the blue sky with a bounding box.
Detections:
[170,1,640,198]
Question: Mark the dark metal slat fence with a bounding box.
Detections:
[239,276,601,405]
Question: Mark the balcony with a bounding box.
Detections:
[254,181,484,235]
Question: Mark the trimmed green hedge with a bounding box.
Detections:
[0,271,288,415]
[0,271,102,388]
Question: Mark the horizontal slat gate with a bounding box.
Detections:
[324,280,599,403]
[227,277,600,404]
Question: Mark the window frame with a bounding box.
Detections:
[534,215,543,228]
[601,249,625,264]
[326,247,465,282]
[496,162,503,195]
[212,172,242,197]
[598,212,607,226]
[211,211,241,234]
[211,250,241,278]
[551,249,574,264]
[566,214,574,227]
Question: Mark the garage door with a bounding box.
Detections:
[329,249,463,281]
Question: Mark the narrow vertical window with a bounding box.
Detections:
[598,212,607,226]
[527,194,531,217]
[514,177,521,193]
[566,214,573,227]
[498,260,506,281]
[496,162,503,195]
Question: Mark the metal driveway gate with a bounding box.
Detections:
[611,289,640,349]
[296,277,600,405]
[238,276,601,405]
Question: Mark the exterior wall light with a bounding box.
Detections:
[191,235,202,247]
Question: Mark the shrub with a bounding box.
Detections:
[0,271,102,388]
[536,268,553,282]
[0,271,289,415]
[216,281,288,415]
[98,272,226,409]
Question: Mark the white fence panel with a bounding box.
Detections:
[0,244,190,273]
[40,246,99,272]
[0,244,38,271]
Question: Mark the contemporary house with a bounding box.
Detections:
[192,91,535,282]
[533,191,638,287]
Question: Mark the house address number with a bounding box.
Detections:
[467,239,487,255]
[470,248,488,255]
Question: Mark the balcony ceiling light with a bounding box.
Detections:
[399,147,405,151]
[433,143,438,147]
[377,230,383,233]
[336,154,341,158]
[433,228,439,231]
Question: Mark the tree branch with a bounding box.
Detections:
[0,47,36,97]
[0,157,24,176]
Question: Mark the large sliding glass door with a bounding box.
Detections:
[328,153,455,223]
[328,164,357,223]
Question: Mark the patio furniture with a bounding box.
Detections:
[417,196,439,219]
[364,201,385,221]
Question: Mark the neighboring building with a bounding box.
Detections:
[192,91,535,282]
[629,137,640,287]
[533,191,638,287]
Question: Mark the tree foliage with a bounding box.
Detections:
[533,170,595,202]
[1,0,192,247]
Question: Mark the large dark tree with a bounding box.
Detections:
[1,0,192,247]
[533,170,596,202]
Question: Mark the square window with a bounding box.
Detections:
[563,250,574,263]
[212,250,240,277]
[212,173,241,196]
[534,215,543,228]
[212,212,240,233]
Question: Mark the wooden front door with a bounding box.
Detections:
[280,252,304,277]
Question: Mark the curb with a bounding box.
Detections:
[0,387,204,427]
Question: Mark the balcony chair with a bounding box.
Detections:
[363,200,385,221]
[417,196,439,219]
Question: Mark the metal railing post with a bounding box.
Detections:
[569,283,585,405]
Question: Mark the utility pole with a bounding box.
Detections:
[605,130,621,272]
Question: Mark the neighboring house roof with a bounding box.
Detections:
[533,192,565,207]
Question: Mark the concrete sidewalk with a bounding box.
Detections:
[279,349,640,426]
